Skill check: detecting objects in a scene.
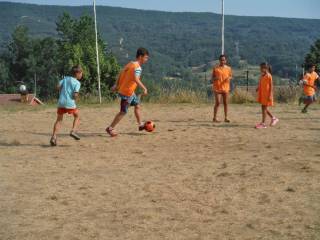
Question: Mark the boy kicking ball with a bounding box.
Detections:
[106,48,149,137]
[50,65,83,146]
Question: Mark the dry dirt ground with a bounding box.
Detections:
[0,103,320,240]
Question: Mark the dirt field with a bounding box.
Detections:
[0,103,320,240]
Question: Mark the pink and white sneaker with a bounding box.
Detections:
[255,123,267,129]
[270,117,279,127]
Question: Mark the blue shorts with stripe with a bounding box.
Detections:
[119,94,140,113]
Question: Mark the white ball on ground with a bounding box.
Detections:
[19,85,27,92]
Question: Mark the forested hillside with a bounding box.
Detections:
[0,2,320,80]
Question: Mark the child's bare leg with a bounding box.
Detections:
[222,93,229,121]
[110,112,126,129]
[134,104,142,126]
[261,105,267,124]
[213,93,221,121]
[302,100,312,112]
[266,108,274,119]
[71,112,80,132]
[52,114,63,138]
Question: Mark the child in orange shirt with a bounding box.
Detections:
[299,64,319,113]
[255,63,279,129]
[212,55,233,123]
[106,48,149,137]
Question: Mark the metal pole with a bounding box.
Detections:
[34,73,37,97]
[246,70,249,92]
[93,0,102,104]
[221,0,225,55]
[246,69,249,103]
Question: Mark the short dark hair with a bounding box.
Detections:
[219,54,227,60]
[306,63,316,69]
[136,48,149,58]
[71,65,83,76]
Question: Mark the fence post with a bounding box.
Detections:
[246,70,249,92]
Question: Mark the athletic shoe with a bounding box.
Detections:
[50,136,57,146]
[139,124,145,131]
[301,109,308,114]
[255,123,267,129]
[270,117,279,127]
[70,131,81,140]
[224,119,231,123]
[106,127,118,137]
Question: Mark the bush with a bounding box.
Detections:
[274,86,302,103]
[146,88,208,104]
[230,89,256,104]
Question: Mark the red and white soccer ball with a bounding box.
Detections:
[144,121,156,132]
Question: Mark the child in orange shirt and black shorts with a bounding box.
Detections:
[255,63,279,129]
[299,64,319,113]
[106,48,149,137]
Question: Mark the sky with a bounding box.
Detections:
[3,0,320,19]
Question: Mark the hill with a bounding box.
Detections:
[0,2,320,78]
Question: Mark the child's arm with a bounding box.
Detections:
[212,68,218,82]
[212,74,217,81]
[57,79,63,91]
[73,81,81,101]
[301,74,316,89]
[305,83,316,89]
[73,92,80,101]
[224,69,233,82]
[111,75,120,92]
[301,80,316,89]
[269,76,273,101]
[134,76,148,96]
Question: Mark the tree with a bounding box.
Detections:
[4,26,60,98]
[56,13,120,95]
[0,13,120,99]
[305,39,320,70]
[7,25,32,87]
[0,58,10,93]
[28,37,60,98]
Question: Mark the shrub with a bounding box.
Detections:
[145,87,208,104]
[230,89,256,104]
[274,86,302,103]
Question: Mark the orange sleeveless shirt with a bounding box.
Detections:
[212,65,233,93]
[118,62,141,97]
[303,72,319,96]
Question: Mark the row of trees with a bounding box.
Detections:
[0,13,120,99]
[305,39,320,70]
[0,12,319,100]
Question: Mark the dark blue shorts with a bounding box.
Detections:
[119,94,140,113]
[304,94,317,102]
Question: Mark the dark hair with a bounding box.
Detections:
[306,63,316,70]
[260,62,272,74]
[71,65,83,76]
[219,54,227,60]
[136,48,149,58]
